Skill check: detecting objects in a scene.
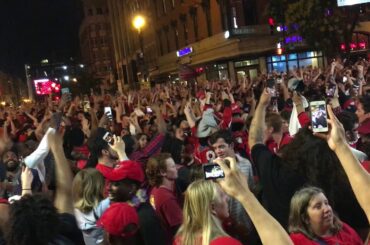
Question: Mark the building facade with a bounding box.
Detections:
[108,0,369,88]
[79,0,115,87]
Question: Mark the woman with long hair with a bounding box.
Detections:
[72,168,110,245]
[174,180,241,245]
[288,187,363,244]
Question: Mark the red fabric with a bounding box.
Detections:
[298,112,311,128]
[96,160,144,196]
[97,202,139,237]
[73,145,90,158]
[149,186,183,230]
[189,126,216,164]
[289,223,363,245]
[210,237,243,245]
[77,159,87,169]
[266,133,293,154]
[219,105,232,129]
[173,236,242,245]
[193,141,216,164]
[130,133,165,164]
[358,119,370,135]
[96,160,144,183]
[361,161,370,173]
[233,131,249,157]
[231,103,241,114]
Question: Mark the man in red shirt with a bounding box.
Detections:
[265,113,292,154]
[146,153,183,245]
[89,128,132,196]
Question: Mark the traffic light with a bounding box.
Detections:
[268,17,275,35]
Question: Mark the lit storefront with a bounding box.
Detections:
[266,51,324,72]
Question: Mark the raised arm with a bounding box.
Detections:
[48,132,74,214]
[151,105,166,134]
[183,102,196,128]
[248,89,271,148]
[215,157,293,245]
[318,106,370,222]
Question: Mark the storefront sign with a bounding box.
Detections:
[176,47,193,57]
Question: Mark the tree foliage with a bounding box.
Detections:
[269,0,360,55]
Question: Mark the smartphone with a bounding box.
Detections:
[310,101,329,133]
[102,132,114,145]
[326,82,337,97]
[342,76,348,83]
[104,107,113,120]
[61,88,70,94]
[83,101,90,112]
[203,163,225,180]
[266,79,276,97]
[146,107,153,113]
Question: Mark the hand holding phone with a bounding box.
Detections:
[102,132,114,145]
[266,79,277,97]
[104,107,113,121]
[310,101,328,133]
[203,163,225,180]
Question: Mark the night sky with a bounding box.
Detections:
[0,0,83,78]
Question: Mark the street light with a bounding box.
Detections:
[132,15,146,33]
[132,15,147,85]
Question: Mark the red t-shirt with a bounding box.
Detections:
[190,126,216,164]
[150,186,183,237]
[266,132,293,154]
[173,236,242,245]
[289,223,363,245]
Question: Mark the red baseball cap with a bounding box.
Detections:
[104,160,145,183]
[97,202,139,237]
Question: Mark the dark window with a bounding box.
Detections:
[190,7,198,41]
[164,26,170,53]
[202,0,212,37]
[157,30,164,55]
[96,8,103,15]
[171,21,179,50]
[180,14,188,45]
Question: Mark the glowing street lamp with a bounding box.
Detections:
[132,15,146,33]
[132,14,147,84]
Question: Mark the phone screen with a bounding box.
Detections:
[61,88,70,94]
[326,83,336,97]
[102,132,114,145]
[146,107,153,113]
[104,107,113,120]
[266,79,276,96]
[203,163,225,180]
[310,101,328,133]
[83,101,90,112]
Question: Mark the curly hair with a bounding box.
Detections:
[359,95,370,114]
[6,194,59,245]
[279,127,346,201]
[146,153,172,187]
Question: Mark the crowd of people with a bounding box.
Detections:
[0,56,369,245]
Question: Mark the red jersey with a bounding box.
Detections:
[150,186,183,243]
[189,126,216,164]
[289,223,363,245]
[266,132,293,154]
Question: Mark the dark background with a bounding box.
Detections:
[0,0,83,77]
